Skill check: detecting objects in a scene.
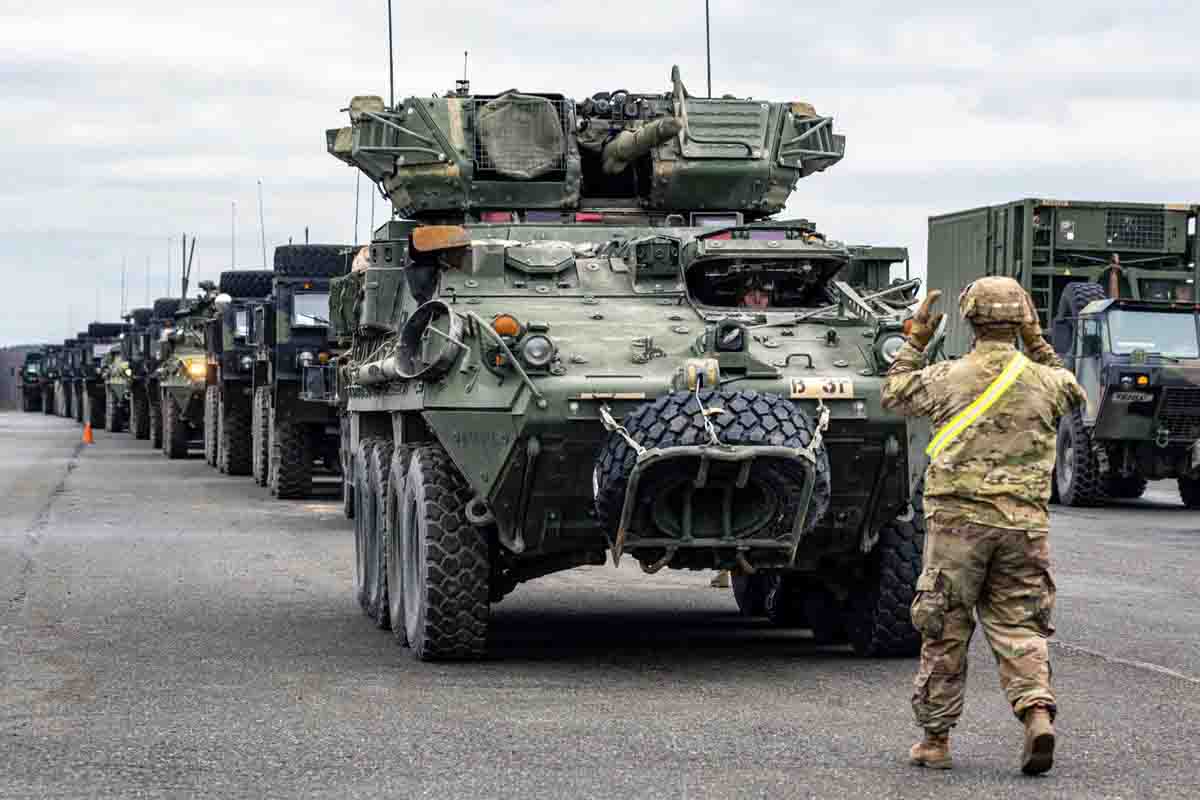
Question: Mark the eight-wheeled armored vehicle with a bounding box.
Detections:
[203,270,273,474]
[250,246,352,498]
[156,288,217,459]
[325,67,927,661]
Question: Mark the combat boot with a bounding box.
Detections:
[1021,708,1055,775]
[909,731,952,769]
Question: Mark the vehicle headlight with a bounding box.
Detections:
[876,333,906,366]
[240,355,254,371]
[521,334,555,368]
[299,351,315,367]
[186,360,207,379]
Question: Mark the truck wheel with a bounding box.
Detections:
[204,386,219,467]
[846,479,925,658]
[340,415,355,520]
[1055,408,1105,506]
[269,406,312,499]
[368,441,394,629]
[1178,477,1200,509]
[104,389,118,432]
[732,574,770,617]
[42,389,52,415]
[352,437,379,614]
[220,395,252,476]
[130,386,149,440]
[74,390,84,423]
[1107,474,1148,500]
[149,394,163,448]
[399,444,489,661]
[90,388,106,429]
[163,394,189,459]
[252,387,270,486]
[386,445,414,646]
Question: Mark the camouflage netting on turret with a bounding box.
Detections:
[329,270,365,340]
[477,92,564,180]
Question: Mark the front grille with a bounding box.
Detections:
[1106,210,1164,250]
[1161,386,1200,441]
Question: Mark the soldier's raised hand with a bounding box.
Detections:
[909,289,944,350]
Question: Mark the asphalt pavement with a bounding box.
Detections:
[1,410,1198,799]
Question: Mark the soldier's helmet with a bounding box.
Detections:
[958,276,1034,326]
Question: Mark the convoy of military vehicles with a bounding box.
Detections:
[15,65,1200,663]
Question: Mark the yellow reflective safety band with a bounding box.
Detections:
[926,353,1030,459]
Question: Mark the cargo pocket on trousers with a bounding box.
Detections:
[910,568,948,639]
[1035,570,1057,636]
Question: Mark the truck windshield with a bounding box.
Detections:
[92,344,109,359]
[235,309,250,338]
[1107,310,1200,358]
[292,293,328,327]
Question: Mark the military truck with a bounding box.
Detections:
[76,323,125,429]
[156,288,217,459]
[250,246,352,498]
[324,66,926,661]
[53,339,75,417]
[928,200,1200,358]
[19,350,44,412]
[103,308,153,434]
[37,345,61,415]
[203,270,273,474]
[145,297,184,448]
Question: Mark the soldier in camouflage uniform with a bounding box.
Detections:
[881,276,1086,775]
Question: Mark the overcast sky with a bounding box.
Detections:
[3,0,1199,345]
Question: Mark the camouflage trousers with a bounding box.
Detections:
[910,517,1057,733]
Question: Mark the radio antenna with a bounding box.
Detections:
[705,0,712,97]
[457,51,470,96]
[257,180,268,269]
[386,0,395,108]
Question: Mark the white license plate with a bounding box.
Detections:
[1111,391,1154,403]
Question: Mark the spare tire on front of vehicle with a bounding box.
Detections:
[273,245,355,278]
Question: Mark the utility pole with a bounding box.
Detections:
[257,180,268,269]
[387,0,395,108]
[354,171,361,243]
[705,0,712,98]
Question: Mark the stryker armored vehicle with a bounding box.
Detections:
[249,245,352,498]
[203,269,273,474]
[325,66,926,661]
[105,308,155,438]
[20,350,44,412]
[77,322,125,429]
[156,287,218,458]
[37,345,61,414]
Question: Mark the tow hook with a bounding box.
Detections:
[1156,427,1170,449]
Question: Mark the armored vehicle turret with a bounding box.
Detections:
[326,67,924,662]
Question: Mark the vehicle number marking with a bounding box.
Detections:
[790,377,855,399]
[1111,391,1154,404]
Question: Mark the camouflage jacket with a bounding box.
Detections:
[882,338,1086,532]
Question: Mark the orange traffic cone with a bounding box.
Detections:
[83,423,94,444]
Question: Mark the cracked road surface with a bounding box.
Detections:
[1,411,1198,798]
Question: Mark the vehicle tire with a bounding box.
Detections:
[252,386,270,486]
[104,389,118,432]
[386,444,414,646]
[220,394,252,476]
[87,322,124,338]
[1107,474,1148,500]
[352,437,378,614]
[273,244,353,278]
[340,414,355,520]
[1178,476,1200,509]
[149,392,163,448]
[368,440,394,629]
[399,444,489,661]
[764,576,809,627]
[163,394,189,459]
[846,478,925,658]
[732,574,770,617]
[204,386,219,467]
[153,297,182,319]
[1061,281,1107,317]
[1055,408,1105,506]
[74,389,84,423]
[42,388,53,415]
[218,269,274,299]
[90,388,106,430]
[269,405,312,499]
[130,385,149,440]
[594,389,832,547]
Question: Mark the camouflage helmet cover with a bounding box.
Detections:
[958,276,1035,325]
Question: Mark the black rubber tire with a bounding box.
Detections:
[87,322,124,338]
[153,298,182,319]
[386,444,414,646]
[130,385,149,440]
[219,393,252,476]
[42,388,53,415]
[128,308,154,327]
[846,479,925,658]
[74,388,83,423]
[595,389,831,546]
[1179,476,1200,509]
[353,437,379,614]
[218,269,274,299]
[764,576,809,627]
[368,440,394,629]
[104,389,122,432]
[252,386,271,487]
[269,406,313,499]
[732,574,770,617]
[149,393,163,449]
[273,244,353,278]
[340,414,355,520]
[91,388,106,429]
[204,386,219,467]
[163,394,189,459]
[1062,281,1107,317]
[1055,408,1106,507]
[399,444,489,661]
[1106,474,1148,500]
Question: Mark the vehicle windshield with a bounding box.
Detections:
[292,293,328,327]
[1107,310,1200,358]
[685,257,842,309]
[92,344,110,359]
[235,309,251,338]
[25,363,39,375]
